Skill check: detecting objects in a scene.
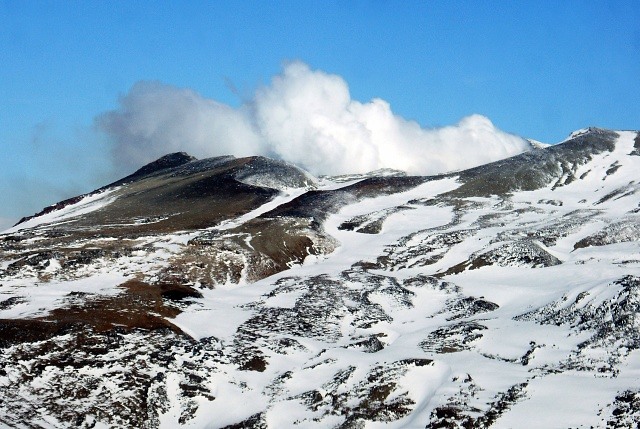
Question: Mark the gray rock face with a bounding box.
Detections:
[450,127,619,197]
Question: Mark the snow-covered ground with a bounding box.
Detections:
[1,130,639,428]
[6,188,120,233]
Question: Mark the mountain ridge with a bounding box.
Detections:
[1,127,639,428]
[10,126,624,229]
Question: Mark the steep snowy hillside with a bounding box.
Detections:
[1,128,639,428]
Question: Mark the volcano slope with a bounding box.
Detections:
[1,128,639,428]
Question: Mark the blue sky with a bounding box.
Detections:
[1,1,639,228]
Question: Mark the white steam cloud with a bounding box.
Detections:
[98,62,531,176]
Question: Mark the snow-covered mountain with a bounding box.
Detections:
[1,128,639,428]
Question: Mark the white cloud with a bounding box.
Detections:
[97,82,262,169]
[97,62,531,176]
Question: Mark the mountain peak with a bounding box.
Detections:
[128,152,197,179]
[566,126,613,141]
[2,130,640,428]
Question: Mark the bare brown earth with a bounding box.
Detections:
[0,280,202,348]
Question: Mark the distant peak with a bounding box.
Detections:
[131,152,197,178]
[566,127,612,141]
[526,139,551,149]
[102,152,200,189]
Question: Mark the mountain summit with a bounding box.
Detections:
[1,128,640,428]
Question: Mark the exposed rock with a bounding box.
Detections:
[1,129,640,428]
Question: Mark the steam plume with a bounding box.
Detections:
[97,62,531,176]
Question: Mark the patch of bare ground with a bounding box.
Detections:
[163,217,335,286]
[0,280,201,347]
[630,132,640,156]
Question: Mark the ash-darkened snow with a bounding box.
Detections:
[1,129,639,428]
